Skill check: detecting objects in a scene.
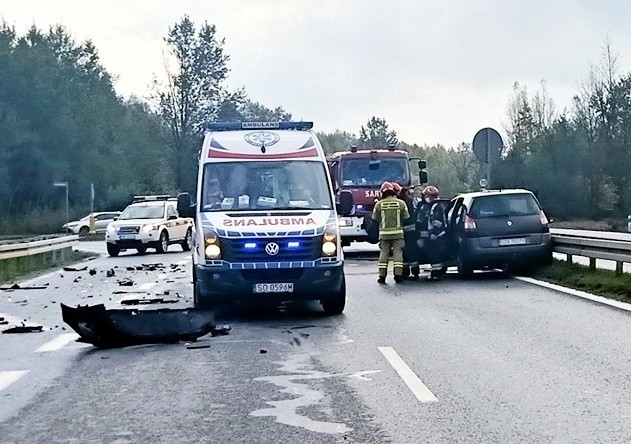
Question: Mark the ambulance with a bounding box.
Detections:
[177,122,346,314]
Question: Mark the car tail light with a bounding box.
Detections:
[464,215,477,231]
[539,210,549,225]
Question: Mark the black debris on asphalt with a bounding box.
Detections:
[211,325,231,337]
[119,298,179,306]
[2,324,44,334]
[186,344,211,350]
[117,278,134,286]
[106,269,116,277]
[63,266,88,272]
[0,283,47,291]
[260,349,268,354]
[89,269,97,276]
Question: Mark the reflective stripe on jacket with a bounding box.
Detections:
[371,196,410,240]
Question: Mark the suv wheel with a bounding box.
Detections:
[181,229,193,251]
[156,231,169,254]
[106,243,120,257]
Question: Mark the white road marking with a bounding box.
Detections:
[0,371,28,392]
[35,333,80,352]
[378,346,438,403]
[138,282,157,291]
[515,276,631,312]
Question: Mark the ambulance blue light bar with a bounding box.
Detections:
[206,121,313,131]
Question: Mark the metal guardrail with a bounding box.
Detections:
[0,235,79,260]
[550,228,631,275]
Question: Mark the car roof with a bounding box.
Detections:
[453,188,535,199]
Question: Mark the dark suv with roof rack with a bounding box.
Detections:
[445,189,552,276]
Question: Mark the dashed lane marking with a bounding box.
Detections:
[378,346,438,403]
[34,333,80,352]
[0,371,28,392]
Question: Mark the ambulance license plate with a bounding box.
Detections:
[254,283,294,293]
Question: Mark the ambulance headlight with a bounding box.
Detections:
[322,242,337,256]
[204,229,219,245]
[205,244,221,259]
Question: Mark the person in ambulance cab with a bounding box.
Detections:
[371,181,409,284]
[203,175,224,209]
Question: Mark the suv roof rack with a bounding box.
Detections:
[132,195,173,202]
[205,121,313,132]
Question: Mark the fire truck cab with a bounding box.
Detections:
[328,145,424,245]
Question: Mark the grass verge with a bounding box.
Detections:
[530,259,631,305]
[0,249,96,285]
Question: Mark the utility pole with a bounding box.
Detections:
[53,181,69,234]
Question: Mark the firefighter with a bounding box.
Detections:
[372,181,410,284]
[422,185,448,280]
[398,185,420,280]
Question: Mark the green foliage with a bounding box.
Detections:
[532,259,631,303]
[317,130,357,155]
[358,116,397,149]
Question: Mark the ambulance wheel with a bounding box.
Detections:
[321,276,346,315]
[193,281,214,310]
[106,243,120,257]
[156,231,169,254]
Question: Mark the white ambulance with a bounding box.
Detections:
[177,122,347,314]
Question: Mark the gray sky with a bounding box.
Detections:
[2,0,631,148]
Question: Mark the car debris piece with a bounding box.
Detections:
[2,324,44,334]
[186,344,211,350]
[117,278,134,286]
[106,269,116,277]
[260,349,268,354]
[61,303,215,348]
[211,325,231,337]
[119,298,179,306]
[89,269,97,276]
[63,266,88,272]
[0,283,47,291]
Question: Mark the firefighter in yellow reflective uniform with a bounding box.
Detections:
[371,181,410,284]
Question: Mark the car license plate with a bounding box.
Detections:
[119,235,136,240]
[498,237,527,246]
[253,283,294,293]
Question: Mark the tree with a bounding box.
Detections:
[153,16,230,192]
[358,116,397,149]
[317,130,357,155]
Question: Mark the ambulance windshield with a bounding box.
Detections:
[201,161,332,211]
[340,157,410,187]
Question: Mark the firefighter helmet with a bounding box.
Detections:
[391,182,402,192]
[423,185,440,198]
[380,181,394,193]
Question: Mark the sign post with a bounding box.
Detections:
[472,127,503,188]
[53,182,69,234]
[89,183,96,234]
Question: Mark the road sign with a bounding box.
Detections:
[472,127,503,164]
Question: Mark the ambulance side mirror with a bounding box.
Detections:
[338,190,353,216]
[177,192,196,219]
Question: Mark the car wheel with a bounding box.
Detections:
[136,246,147,255]
[321,276,346,315]
[106,243,120,257]
[181,229,193,251]
[457,253,474,278]
[78,226,89,237]
[193,280,215,310]
[156,231,169,254]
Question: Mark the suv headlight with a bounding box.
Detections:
[141,224,158,233]
[107,224,116,233]
[322,225,338,256]
[204,228,221,259]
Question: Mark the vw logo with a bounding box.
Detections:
[265,242,280,256]
[507,220,513,226]
[245,131,280,147]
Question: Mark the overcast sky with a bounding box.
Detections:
[2,0,631,148]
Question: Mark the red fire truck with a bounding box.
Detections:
[328,145,426,245]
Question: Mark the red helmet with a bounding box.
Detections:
[423,185,440,198]
[380,181,394,193]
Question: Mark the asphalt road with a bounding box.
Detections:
[1,242,631,443]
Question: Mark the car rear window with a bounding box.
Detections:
[470,194,540,218]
